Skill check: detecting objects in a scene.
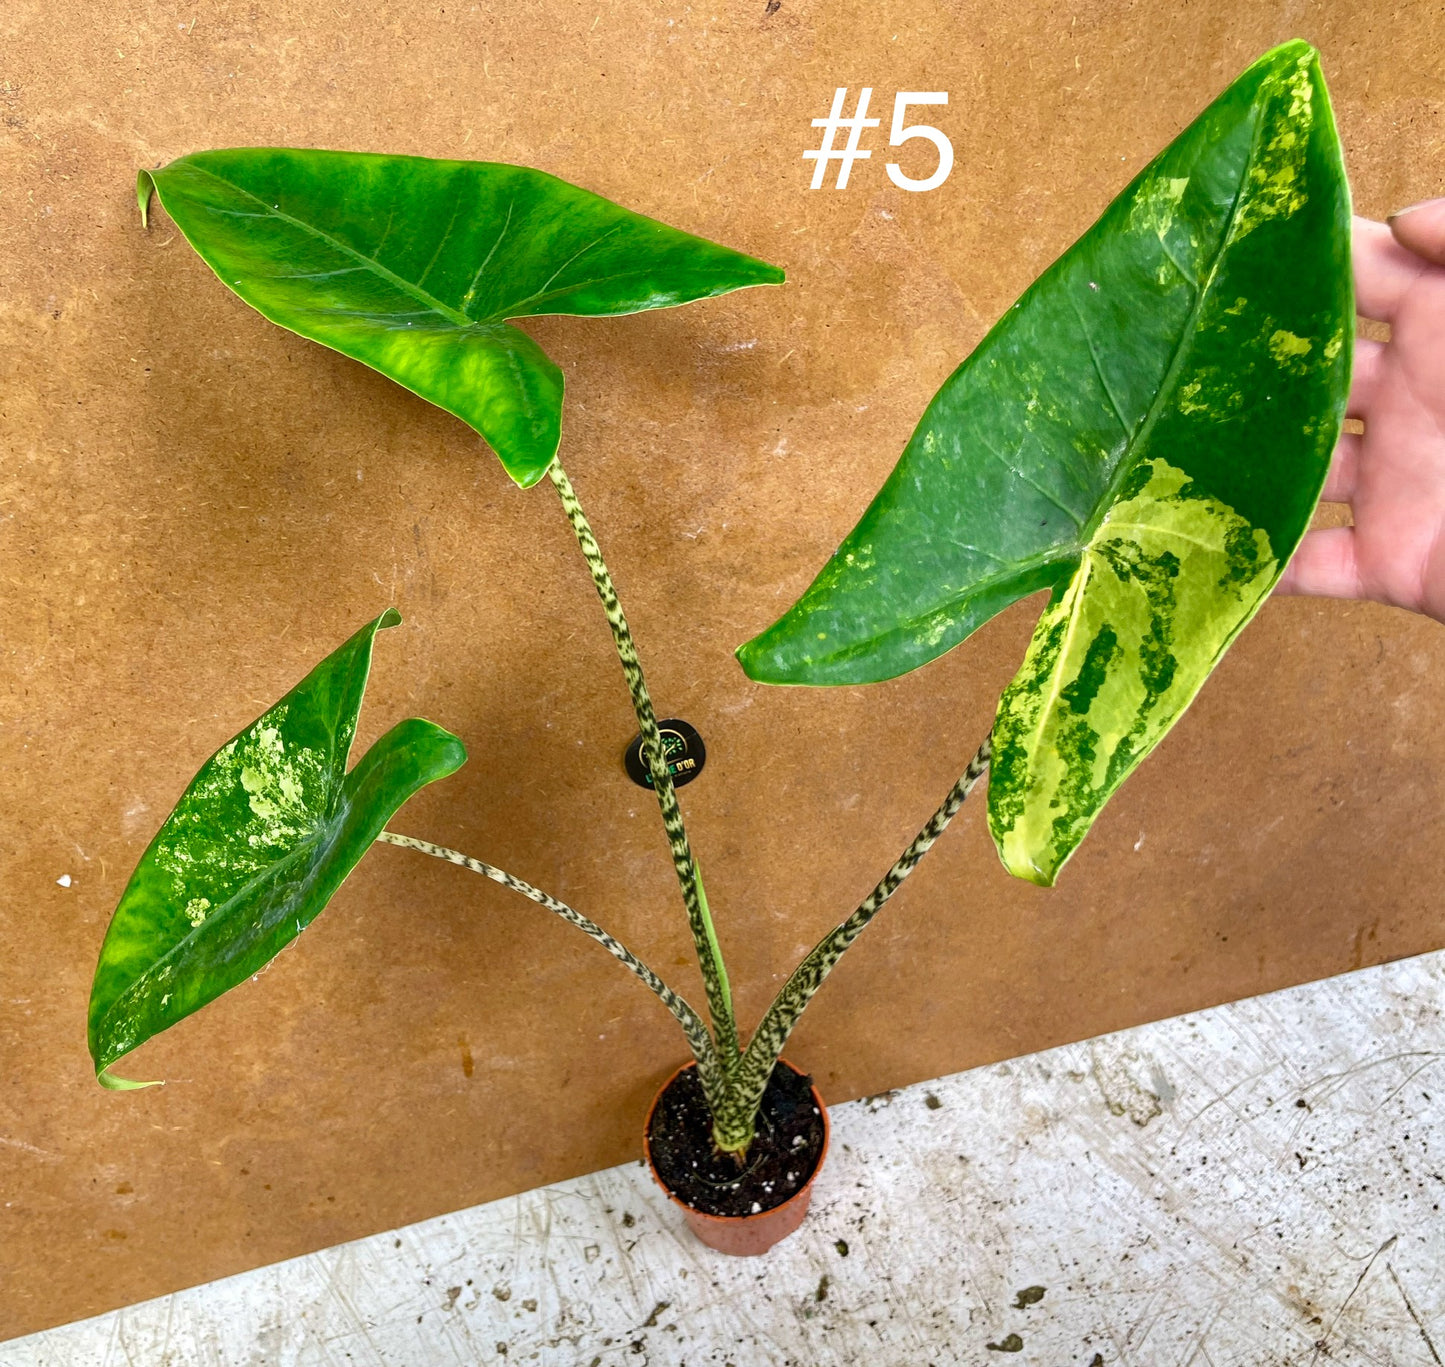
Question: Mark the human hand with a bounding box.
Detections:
[1276,201,1445,621]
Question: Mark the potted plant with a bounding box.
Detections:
[89,39,1350,1255]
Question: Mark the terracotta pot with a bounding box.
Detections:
[643,1059,830,1257]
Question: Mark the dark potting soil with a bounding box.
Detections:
[647,1064,826,1218]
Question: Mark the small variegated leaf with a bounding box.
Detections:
[87,610,466,1087]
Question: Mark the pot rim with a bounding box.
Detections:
[642,1057,831,1227]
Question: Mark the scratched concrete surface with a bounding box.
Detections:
[8,952,1445,1366]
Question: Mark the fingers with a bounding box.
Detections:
[1347,337,1385,419]
[1276,526,1364,601]
[1354,215,1429,323]
[1390,197,1445,267]
[1320,432,1362,503]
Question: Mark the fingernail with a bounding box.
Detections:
[1389,197,1442,221]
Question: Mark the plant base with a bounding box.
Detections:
[644,1059,829,1256]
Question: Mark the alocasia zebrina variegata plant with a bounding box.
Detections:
[92,42,1350,1168]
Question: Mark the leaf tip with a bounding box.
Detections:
[97,1066,164,1092]
[377,606,403,631]
[514,459,555,491]
[136,169,156,229]
[1256,37,1320,74]
[440,730,469,773]
[1019,865,1059,890]
[489,386,563,490]
[992,841,1061,889]
[400,717,469,775]
[733,633,778,684]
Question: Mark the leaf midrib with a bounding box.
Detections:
[1000,122,1263,790]
[182,161,767,329]
[98,727,401,1051]
[94,822,331,1060]
[1074,106,1261,548]
[184,161,477,328]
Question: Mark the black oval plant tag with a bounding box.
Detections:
[624,719,706,790]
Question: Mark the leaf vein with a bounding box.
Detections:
[514,222,628,308]
[415,186,467,290]
[977,432,1086,528]
[183,163,473,327]
[1156,233,1196,290]
[462,196,515,318]
[1072,296,1134,436]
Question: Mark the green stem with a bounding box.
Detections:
[546,459,739,1066]
[709,735,993,1152]
[377,830,726,1097]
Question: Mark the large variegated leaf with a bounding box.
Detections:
[138,150,783,487]
[737,41,1352,885]
[88,610,466,1087]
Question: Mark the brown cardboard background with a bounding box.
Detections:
[2,0,1442,1338]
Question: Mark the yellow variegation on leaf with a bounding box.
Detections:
[989,460,1277,884]
[738,41,1353,883]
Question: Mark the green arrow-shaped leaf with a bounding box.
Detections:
[138,150,784,487]
[738,41,1351,884]
[88,610,466,1087]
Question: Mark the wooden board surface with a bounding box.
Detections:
[2,0,1443,1338]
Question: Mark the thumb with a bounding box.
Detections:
[1389,196,1445,267]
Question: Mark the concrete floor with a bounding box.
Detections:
[7,951,1445,1365]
